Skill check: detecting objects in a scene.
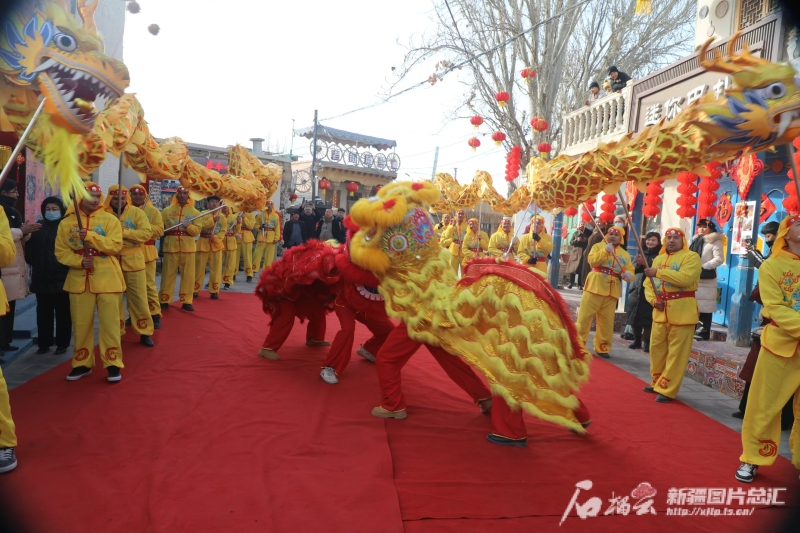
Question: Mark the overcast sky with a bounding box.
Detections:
[122,0,509,184]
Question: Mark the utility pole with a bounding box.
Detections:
[289,119,295,160]
[310,110,318,201]
[430,146,439,181]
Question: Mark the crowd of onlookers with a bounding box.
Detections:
[281,202,347,250]
[585,65,632,106]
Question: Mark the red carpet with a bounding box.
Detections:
[1,292,797,532]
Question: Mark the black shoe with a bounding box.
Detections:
[486,434,527,447]
[125,317,132,327]
[0,447,17,474]
[160,303,169,311]
[642,386,656,393]
[731,411,744,419]
[567,284,573,289]
[210,293,219,300]
[37,347,50,354]
[204,283,209,289]
[107,366,122,382]
[246,276,253,283]
[140,335,154,347]
[2,345,18,352]
[642,342,649,353]
[735,463,758,483]
[655,394,671,403]
[224,283,231,289]
[193,293,199,298]
[694,334,710,341]
[55,346,69,355]
[152,315,162,329]
[181,304,195,312]
[596,352,610,359]
[620,333,634,341]
[628,341,641,349]
[66,366,92,381]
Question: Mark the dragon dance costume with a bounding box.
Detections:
[253,203,281,275]
[440,210,467,275]
[222,209,243,287]
[159,189,202,308]
[194,201,228,298]
[517,215,552,275]
[487,221,518,258]
[0,208,19,466]
[129,184,164,325]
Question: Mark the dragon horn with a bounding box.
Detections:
[77,0,99,34]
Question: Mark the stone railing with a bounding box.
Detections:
[560,86,633,156]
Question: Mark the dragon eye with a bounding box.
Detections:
[763,82,786,99]
[53,32,77,52]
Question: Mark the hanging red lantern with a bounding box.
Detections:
[599,194,616,223]
[564,207,578,217]
[581,199,596,223]
[642,180,664,218]
[520,68,536,80]
[676,171,698,219]
[531,117,549,132]
[372,185,382,196]
[697,162,722,218]
[537,142,551,157]
[318,179,331,191]
[503,146,523,182]
[470,115,484,129]
[495,91,510,108]
[289,193,298,202]
[491,131,506,146]
[468,137,481,151]
[783,151,800,214]
[346,182,359,197]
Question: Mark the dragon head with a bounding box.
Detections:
[348,181,441,276]
[699,32,800,152]
[0,0,130,134]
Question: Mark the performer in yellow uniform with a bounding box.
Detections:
[434,213,451,240]
[239,210,256,282]
[222,205,243,289]
[642,228,700,403]
[575,226,634,359]
[105,185,155,347]
[488,217,519,258]
[194,196,228,300]
[56,182,125,382]
[159,187,202,311]
[518,215,553,274]
[0,208,19,473]
[253,201,281,275]
[735,215,800,483]
[129,184,164,329]
[440,209,467,274]
[461,218,489,266]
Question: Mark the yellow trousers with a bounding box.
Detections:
[222,248,238,286]
[648,322,694,398]
[195,250,223,294]
[70,291,123,369]
[119,269,154,336]
[0,367,16,448]
[450,253,462,277]
[240,241,254,278]
[253,242,276,273]
[576,293,617,354]
[740,347,800,468]
[145,260,160,317]
[160,252,195,305]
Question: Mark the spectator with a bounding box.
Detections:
[626,232,661,351]
[334,208,347,243]
[607,66,632,92]
[747,221,779,267]
[690,219,725,341]
[566,221,591,289]
[315,209,342,243]
[585,81,606,106]
[0,179,37,353]
[283,211,308,249]
[299,202,320,235]
[24,197,71,355]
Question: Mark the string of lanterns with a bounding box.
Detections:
[642,180,665,218]
[581,199,596,223]
[697,162,721,218]
[783,139,800,214]
[676,171,699,219]
[599,194,617,223]
[504,146,523,182]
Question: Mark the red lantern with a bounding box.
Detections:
[468,137,481,151]
[521,68,536,80]
[491,131,506,146]
[676,172,698,219]
[318,179,331,191]
[599,194,616,223]
[784,152,800,214]
[581,199,596,223]
[564,207,578,217]
[372,185,382,196]
[504,146,523,182]
[495,91,510,108]
[531,118,549,132]
[14,154,24,165]
[697,163,722,218]
[537,142,551,157]
[289,193,298,202]
[346,182,359,197]
[470,115,484,129]
[642,180,664,218]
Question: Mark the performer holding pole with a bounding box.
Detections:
[159,187,203,311]
[518,214,552,275]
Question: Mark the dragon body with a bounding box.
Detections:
[1,0,281,209]
[431,33,800,214]
[348,181,591,432]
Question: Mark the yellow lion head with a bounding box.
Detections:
[349,181,441,275]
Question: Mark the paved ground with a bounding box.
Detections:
[1,272,793,461]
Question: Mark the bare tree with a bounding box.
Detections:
[388,0,696,190]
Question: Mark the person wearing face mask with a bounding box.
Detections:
[24,197,72,355]
[626,232,662,352]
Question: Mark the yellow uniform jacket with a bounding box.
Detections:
[583,242,634,299]
[224,213,242,252]
[754,251,800,357]
[0,209,16,313]
[462,230,489,263]
[106,204,152,272]
[256,211,282,244]
[55,209,125,294]
[487,230,518,257]
[240,212,256,244]
[644,248,701,325]
[140,202,164,263]
[518,231,554,274]
[434,222,449,240]
[161,204,202,253]
[441,222,468,258]
[196,210,228,253]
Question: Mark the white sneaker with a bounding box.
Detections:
[356,346,376,362]
[320,367,338,384]
[735,463,758,483]
[0,448,17,474]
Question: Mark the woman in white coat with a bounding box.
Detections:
[689,219,725,340]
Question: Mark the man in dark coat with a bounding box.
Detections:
[24,197,72,354]
[608,66,632,92]
[315,209,343,243]
[299,203,320,236]
[283,211,308,249]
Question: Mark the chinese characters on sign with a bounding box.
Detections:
[644,76,732,126]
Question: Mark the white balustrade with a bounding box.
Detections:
[560,86,632,157]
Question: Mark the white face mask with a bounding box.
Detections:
[45,211,62,221]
